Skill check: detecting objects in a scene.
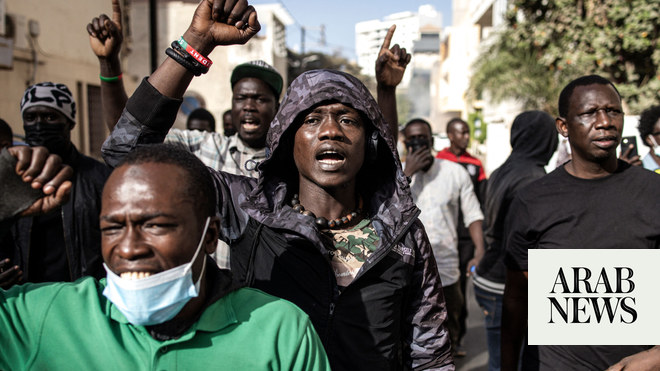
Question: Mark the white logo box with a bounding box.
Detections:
[528,249,660,345]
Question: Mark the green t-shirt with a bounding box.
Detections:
[0,277,330,370]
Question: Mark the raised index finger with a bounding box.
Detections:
[380,25,396,53]
[111,0,122,29]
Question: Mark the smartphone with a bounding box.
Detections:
[406,138,430,153]
[620,136,638,159]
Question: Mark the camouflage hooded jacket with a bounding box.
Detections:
[102,71,453,371]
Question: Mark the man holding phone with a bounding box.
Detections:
[619,135,642,166]
[403,118,485,358]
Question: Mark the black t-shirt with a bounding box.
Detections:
[505,161,660,370]
[506,162,660,271]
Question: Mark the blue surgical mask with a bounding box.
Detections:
[103,217,211,326]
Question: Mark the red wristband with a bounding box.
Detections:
[178,37,213,68]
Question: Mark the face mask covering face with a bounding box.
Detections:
[23,123,70,156]
[649,135,660,156]
[103,217,211,326]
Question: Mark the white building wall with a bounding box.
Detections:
[434,24,480,116]
[434,0,520,174]
[408,51,437,120]
[482,96,523,174]
[355,5,442,87]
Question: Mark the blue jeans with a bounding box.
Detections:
[474,284,503,371]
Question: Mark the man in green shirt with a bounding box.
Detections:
[0,141,329,370]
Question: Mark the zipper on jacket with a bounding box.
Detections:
[325,300,337,350]
[325,263,340,345]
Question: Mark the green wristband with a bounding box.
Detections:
[100,73,122,82]
[178,36,188,49]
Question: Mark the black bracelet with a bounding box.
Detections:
[171,41,209,74]
[165,48,206,76]
[171,39,185,53]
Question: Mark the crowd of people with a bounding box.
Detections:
[1,0,659,370]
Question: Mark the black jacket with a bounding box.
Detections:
[1,146,109,282]
[221,70,452,370]
[102,72,453,370]
[476,111,558,285]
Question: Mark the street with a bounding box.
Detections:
[455,278,489,371]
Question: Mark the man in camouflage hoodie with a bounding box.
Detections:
[102,1,453,369]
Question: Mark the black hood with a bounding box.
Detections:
[483,110,559,249]
[242,69,418,244]
[508,110,559,166]
[260,69,400,175]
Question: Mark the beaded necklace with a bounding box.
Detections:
[291,193,363,229]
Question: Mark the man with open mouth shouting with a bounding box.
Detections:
[92,0,282,179]
[101,0,454,369]
[92,0,282,271]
